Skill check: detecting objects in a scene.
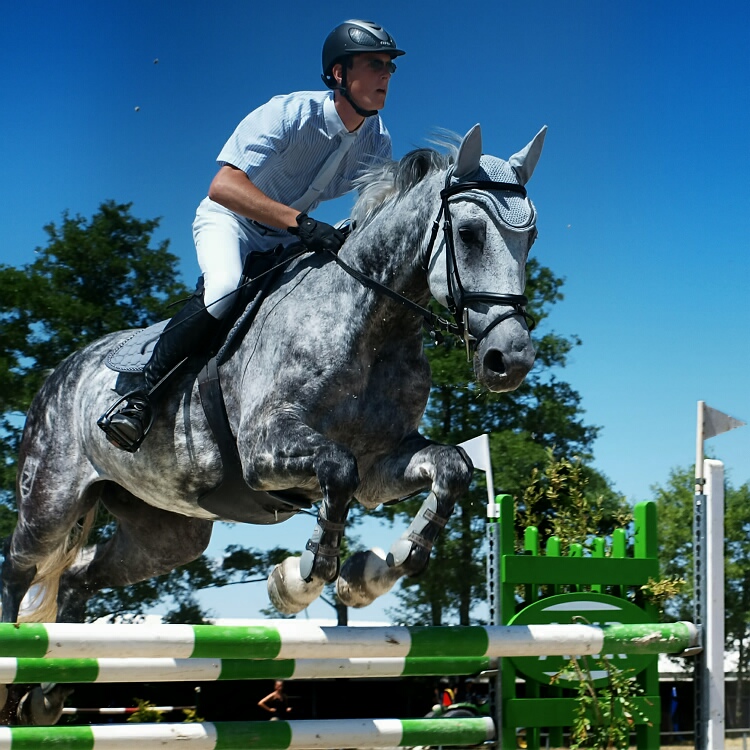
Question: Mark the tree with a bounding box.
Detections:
[654,465,750,728]
[383,257,625,625]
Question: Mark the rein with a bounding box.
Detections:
[324,250,461,340]
[327,176,537,358]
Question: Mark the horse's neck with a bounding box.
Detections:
[341,175,441,304]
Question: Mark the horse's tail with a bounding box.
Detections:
[17,508,98,623]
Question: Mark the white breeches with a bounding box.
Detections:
[193,198,294,319]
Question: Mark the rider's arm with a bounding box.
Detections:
[257,693,275,713]
[208,165,299,230]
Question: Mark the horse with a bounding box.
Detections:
[0,123,545,724]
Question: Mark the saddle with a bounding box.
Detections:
[105,245,314,524]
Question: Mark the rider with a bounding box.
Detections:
[98,19,405,452]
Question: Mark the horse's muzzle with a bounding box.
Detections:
[473,334,535,392]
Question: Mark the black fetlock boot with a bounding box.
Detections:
[98,293,221,452]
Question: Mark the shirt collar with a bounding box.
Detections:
[323,92,365,139]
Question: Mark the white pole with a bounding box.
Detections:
[705,459,725,750]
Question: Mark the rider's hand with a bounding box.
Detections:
[289,213,345,253]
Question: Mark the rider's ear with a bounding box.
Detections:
[454,124,482,179]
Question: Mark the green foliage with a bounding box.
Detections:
[126,698,204,723]
[126,698,166,723]
[518,451,631,550]
[639,575,685,614]
[182,707,205,723]
[554,656,652,749]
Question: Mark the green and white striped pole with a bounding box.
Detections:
[0,717,495,749]
[0,656,491,684]
[0,621,699,660]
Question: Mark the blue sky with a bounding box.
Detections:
[2,1,748,623]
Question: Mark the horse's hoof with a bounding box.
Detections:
[17,683,74,726]
[299,548,340,584]
[337,548,403,608]
[386,543,431,577]
[267,557,325,615]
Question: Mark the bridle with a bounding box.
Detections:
[327,171,537,358]
[423,175,537,353]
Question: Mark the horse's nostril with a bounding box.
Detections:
[483,349,506,375]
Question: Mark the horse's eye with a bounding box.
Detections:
[458,227,477,245]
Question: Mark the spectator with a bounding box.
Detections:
[258,680,291,720]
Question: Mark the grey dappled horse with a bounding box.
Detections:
[0,124,545,724]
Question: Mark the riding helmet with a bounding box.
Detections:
[321,20,405,89]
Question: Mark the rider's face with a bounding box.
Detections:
[338,53,394,111]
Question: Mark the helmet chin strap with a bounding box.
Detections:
[336,68,378,118]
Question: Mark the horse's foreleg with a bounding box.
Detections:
[254,422,359,615]
[298,442,359,583]
[337,434,473,608]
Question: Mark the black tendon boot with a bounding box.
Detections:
[98,294,221,452]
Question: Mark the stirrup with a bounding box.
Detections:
[97,391,154,453]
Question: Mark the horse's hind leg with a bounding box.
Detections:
[1,460,99,725]
[337,433,473,608]
[56,483,213,622]
[1,467,100,624]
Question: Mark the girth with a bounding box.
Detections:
[196,357,313,523]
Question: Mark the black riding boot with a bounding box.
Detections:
[98,294,221,452]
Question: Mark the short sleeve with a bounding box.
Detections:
[217,94,301,174]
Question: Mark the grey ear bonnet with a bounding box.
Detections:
[451,156,537,230]
[449,123,544,231]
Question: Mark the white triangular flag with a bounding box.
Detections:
[459,434,491,473]
[458,434,495,508]
[704,405,746,440]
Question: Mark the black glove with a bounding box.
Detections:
[289,213,345,253]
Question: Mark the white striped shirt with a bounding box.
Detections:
[216,90,392,212]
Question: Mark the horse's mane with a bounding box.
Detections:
[350,132,460,229]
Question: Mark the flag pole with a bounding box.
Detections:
[694,400,707,750]
[695,400,705,494]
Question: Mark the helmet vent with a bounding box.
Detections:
[348,28,379,46]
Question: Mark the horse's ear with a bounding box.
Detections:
[509,126,548,185]
[454,124,483,179]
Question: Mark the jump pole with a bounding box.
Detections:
[0,656,491,684]
[0,717,496,749]
[0,621,699,660]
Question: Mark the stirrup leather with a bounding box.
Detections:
[97,391,154,453]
